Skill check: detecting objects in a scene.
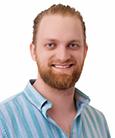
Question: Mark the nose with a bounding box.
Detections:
[55,46,71,62]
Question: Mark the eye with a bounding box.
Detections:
[46,43,55,49]
[68,43,80,49]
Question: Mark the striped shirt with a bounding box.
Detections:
[0,80,110,138]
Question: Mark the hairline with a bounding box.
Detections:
[34,14,85,45]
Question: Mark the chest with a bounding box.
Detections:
[5,107,108,138]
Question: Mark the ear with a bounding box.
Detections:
[84,42,88,57]
[30,43,36,61]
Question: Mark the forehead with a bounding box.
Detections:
[37,15,84,41]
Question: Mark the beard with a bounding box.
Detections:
[36,58,84,90]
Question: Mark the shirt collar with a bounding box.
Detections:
[75,88,90,117]
[24,80,90,117]
[24,80,48,109]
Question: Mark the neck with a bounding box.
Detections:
[33,78,76,113]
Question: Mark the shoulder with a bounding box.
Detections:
[0,91,25,117]
[82,104,110,137]
[0,92,24,137]
[83,104,107,125]
[84,104,105,119]
[0,92,22,114]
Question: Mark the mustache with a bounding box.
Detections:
[48,58,76,65]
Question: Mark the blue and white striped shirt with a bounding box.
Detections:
[0,80,110,138]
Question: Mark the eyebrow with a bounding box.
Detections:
[69,40,81,43]
[44,39,57,42]
[44,38,81,43]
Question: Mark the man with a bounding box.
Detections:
[0,4,110,138]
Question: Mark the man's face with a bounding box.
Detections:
[31,15,87,89]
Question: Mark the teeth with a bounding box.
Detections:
[54,65,71,69]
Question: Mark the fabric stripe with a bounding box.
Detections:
[24,85,46,110]
[89,107,110,138]
[86,106,103,137]
[0,110,10,138]
[22,94,45,138]
[82,109,96,138]
[31,107,53,138]
[10,100,28,138]
[102,115,111,138]
[48,117,65,138]
[0,81,111,138]
[24,91,54,138]
[0,104,15,138]
[13,98,33,138]
[5,102,21,138]
[18,95,39,137]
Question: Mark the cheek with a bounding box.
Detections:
[74,53,86,64]
[36,52,50,66]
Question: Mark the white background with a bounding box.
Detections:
[0,0,114,137]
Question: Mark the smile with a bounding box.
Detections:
[51,64,74,69]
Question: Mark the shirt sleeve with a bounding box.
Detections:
[0,116,8,138]
[104,119,111,137]
[101,113,111,138]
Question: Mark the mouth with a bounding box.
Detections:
[51,64,74,69]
